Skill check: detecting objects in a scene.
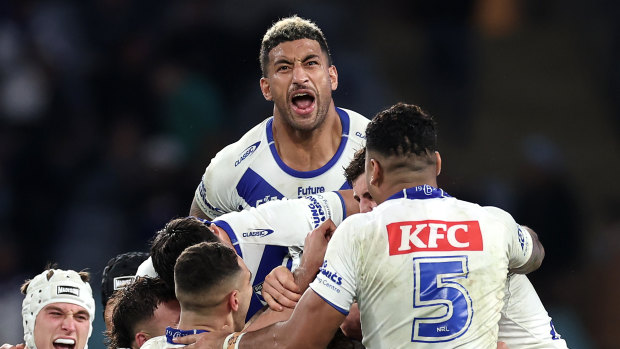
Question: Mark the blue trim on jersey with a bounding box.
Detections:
[312,289,350,315]
[339,180,352,190]
[246,245,291,321]
[211,220,243,258]
[265,108,351,178]
[334,191,347,218]
[236,168,285,208]
[386,185,451,202]
[165,327,208,344]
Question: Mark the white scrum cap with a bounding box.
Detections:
[21,269,96,349]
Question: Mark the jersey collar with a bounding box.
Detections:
[385,185,451,202]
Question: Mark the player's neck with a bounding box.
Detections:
[177,307,235,333]
[375,173,438,205]
[272,107,342,171]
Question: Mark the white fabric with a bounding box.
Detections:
[194,107,368,218]
[136,257,158,278]
[310,195,533,348]
[140,335,185,349]
[212,191,346,317]
[21,269,95,349]
[498,274,568,348]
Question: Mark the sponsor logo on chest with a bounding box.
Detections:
[298,185,325,196]
[387,220,483,255]
[234,141,260,167]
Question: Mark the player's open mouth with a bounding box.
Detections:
[290,91,315,115]
[53,338,76,349]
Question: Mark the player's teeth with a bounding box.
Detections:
[54,339,75,345]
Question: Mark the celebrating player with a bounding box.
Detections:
[175,103,546,348]
[190,15,368,221]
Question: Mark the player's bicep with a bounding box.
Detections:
[510,226,544,274]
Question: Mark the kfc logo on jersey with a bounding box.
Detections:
[387,220,483,255]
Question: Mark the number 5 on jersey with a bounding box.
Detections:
[412,256,473,343]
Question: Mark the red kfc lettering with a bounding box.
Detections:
[387,220,483,255]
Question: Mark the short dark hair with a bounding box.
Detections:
[260,15,332,77]
[106,277,176,349]
[174,242,241,310]
[150,217,219,291]
[366,103,438,165]
[344,148,366,187]
[101,251,148,308]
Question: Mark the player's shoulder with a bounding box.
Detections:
[338,107,370,128]
[480,205,517,225]
[208,117,271,170]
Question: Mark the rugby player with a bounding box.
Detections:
[174,103,546,348]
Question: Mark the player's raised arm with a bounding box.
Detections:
[510,226,545,274]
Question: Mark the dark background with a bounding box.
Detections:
[0,1,618,348]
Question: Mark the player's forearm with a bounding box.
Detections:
[293,264,319,292]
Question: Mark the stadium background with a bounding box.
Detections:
[0,1,618,348]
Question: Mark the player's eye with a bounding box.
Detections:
[276,65,290,72]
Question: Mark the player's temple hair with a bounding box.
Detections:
[365,103,438,166]
[174,242,242,310]
[344,148,366,187]
[106,277,176,349]
[150,217,219,292]
[260,15,332,77]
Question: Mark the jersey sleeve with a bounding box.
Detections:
[509,225,534,269]
[194,153,245,219]
[309,217,359,315]
[213,191,346,250]
[486,206,534,269]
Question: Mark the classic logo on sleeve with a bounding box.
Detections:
[242,229,274,238]
[387,220,483,255]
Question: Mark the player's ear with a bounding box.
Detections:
[229,290,240,311]
[135,332,150,348]
[260,77,272,101]
[369,158,382,186]
[435,151,442,176]
[328,65,338,91]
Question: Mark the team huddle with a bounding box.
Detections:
[5,16,568,349]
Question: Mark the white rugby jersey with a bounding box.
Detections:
[499,274,567,348]
[194,107,368,218]
[310,185,534,349]
[212,191,346,320]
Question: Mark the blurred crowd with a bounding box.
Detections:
[0,0,618,348]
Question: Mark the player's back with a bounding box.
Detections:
[345,187,529,348]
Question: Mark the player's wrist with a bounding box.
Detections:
[223,332,244,349]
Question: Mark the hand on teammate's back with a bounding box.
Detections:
[262,266,301,311]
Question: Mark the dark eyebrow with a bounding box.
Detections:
[274,58,293,66]
[302,54,320,62]
[45,305,63,312]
